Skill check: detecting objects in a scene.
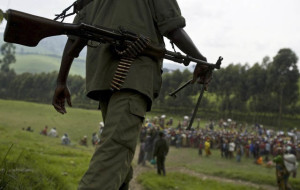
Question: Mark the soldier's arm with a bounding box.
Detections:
[52,38,85,114]
[166,28,210,85]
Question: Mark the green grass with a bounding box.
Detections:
[138,172,262,190]
[165,147,300,189]
[0,99,299,189]
[0,99,101,142]
[11,54,85,77]
[0,126,94,189]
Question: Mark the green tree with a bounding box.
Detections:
[211,64,243,113]
[247,63,268,112]
[267,48,299,126]
[0,43,16,72]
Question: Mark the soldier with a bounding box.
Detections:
[52,0,209,189]
[153,131,169,176]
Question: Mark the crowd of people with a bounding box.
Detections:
[138,115,299,187]
[140,116,300,160]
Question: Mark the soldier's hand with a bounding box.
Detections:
[52,84,72,114]
[191,58,212,91]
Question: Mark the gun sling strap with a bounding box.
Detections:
[54,0,94,21]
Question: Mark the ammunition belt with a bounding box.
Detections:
[110,36,150,91]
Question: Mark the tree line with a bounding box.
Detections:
[156,48,299,128]
[1,43,299,128]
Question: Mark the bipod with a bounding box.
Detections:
[169,56,223,130]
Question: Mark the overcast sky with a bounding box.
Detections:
[1,0,300,67]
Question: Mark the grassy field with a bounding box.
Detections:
[0,99,299,190]
[138,172,262,190]
[0,99,101,142]
[0,128,93,189]
[164,148,300,188]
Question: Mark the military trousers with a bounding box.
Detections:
[78,90,148,190]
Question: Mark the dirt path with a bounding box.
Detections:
[129,165,151,190]
[129,165,277,190]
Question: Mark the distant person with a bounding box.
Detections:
[153,132,169,176]
[265,140,271,162]
[159,115,166,128]
[236,145,243,162]
[138,139,146,166]
[256,156,263,165]
[283,149,298,179]
[80,136,88,146]
[228,140,235,159]
[48,127,58,137]
[92,132,99,146]
[98,122,104,142]
[61,133,71,145]
[26,126,34,132]
[166,118,173,127]
[139,126,147,143]
[273,148,298,190]
[177,121,182,130]
[205,138,211,157]
[198,139,203,156]
[40,125,48,136]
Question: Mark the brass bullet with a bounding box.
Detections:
[113,77,124,83]
[118,65,130,69]
[117,68,128,72]
[116,71,127,76]
[119,63,131,67]
[111,83,120,90]
[115,74,126,79]
[112,80,122,87]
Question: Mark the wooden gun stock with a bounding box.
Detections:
[4,9,79,47]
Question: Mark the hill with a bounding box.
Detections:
[12,54,85,76]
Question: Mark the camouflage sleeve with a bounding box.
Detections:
[150,0,186,36]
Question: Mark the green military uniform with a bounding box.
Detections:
[74,0,185,108]
[73,0,185,189]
